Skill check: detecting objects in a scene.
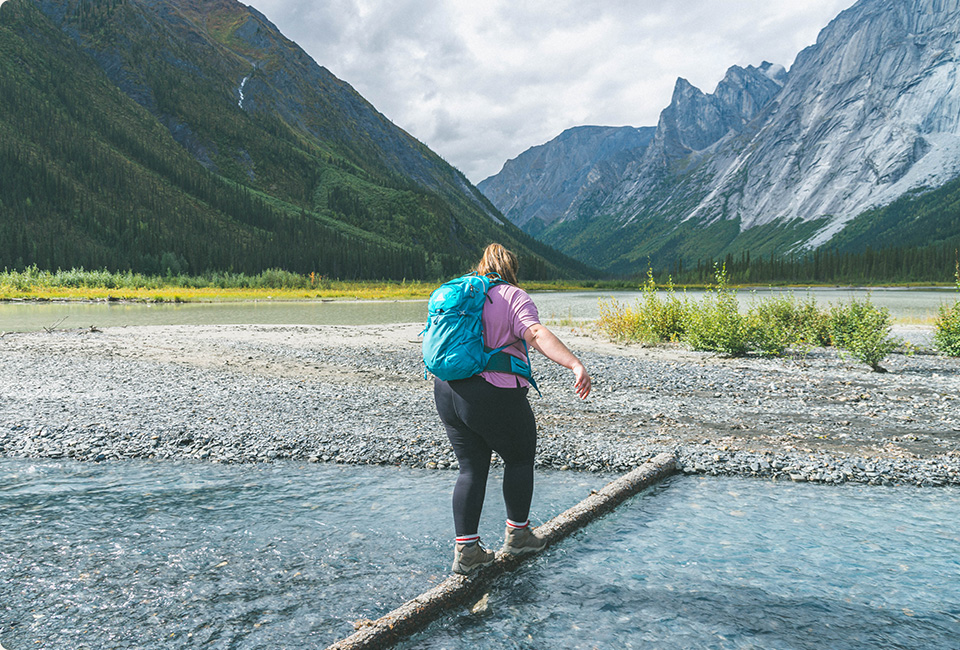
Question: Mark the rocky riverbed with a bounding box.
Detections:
[2,323,959,486]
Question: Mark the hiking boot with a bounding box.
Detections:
[452,542,495,575]
[502,525,547,555]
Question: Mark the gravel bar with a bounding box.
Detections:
[1,323,958,486]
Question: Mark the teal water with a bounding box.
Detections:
[2,461,958,649]
[0,299,428,332]
[537,286,960,324]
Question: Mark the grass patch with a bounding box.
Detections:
[0,267,436,302]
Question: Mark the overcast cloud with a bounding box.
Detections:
[247,0,855,183]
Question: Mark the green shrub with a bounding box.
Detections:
[0,265,36,291]
[933,301,960,356]
[597,297,641,341]
[655,291,689,342]
[0,266,327,291]
[681,265,750,356]
[597,269,688,344]
[746,293,831,356]
[252,268,310,289]
[747,298,797,357]
[934,258,960,356]
[683,292,750,355]
[636,270,688,343]
[795,298,833,347]
[827,297,899,371]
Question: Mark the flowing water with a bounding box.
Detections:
[1,287,957,332]
[402,476,960,650]
[0,458,603,649]
[2,460,958,649]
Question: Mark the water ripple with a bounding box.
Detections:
[0,458,600,648]
[403,476,960,649]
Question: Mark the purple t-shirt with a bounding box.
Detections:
[479,283,541,388]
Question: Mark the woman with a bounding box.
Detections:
[433,243,592,575]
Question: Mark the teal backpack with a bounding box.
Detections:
[421,273,538,391]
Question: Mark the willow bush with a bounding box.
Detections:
[826,297,899,372]
[933,260,960,356]
[681,266,750,355]
[596,264,902,369]
[933,302,960,356]
[0,266,323,290]
[746,293,831,357]
[597,269,687,344]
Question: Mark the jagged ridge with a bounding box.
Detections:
[480,0,960,275]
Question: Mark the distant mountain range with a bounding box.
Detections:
[479,0,960,276]
[0,0,591,279]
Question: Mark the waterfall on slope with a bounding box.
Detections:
[237,76,249,109]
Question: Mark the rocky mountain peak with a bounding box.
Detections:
[651,62,785,159]
[758,60,788,85]
[694,0,960,242]
[476,125,654,231]
[479,0,960,274]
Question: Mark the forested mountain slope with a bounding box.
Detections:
[0,0,591,279]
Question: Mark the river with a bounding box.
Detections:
[2,287,957,332]
[3,460,957,649]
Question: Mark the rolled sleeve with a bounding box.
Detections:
[512,297,540,340]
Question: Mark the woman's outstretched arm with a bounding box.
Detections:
[523,323,591,399]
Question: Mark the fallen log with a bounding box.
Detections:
[326,452,677,650]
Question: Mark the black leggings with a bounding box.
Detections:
[433,376,537,537]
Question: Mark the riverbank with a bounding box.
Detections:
[1,323,958,486]
[5,265,958,303]
[0,267,619,302]
[0,283,434,303]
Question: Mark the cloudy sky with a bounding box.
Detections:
[247,0,855,183]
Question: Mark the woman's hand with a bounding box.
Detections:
[525,324,591,399]
[572,362,591,400]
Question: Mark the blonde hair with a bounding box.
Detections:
[476,243,519,286]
